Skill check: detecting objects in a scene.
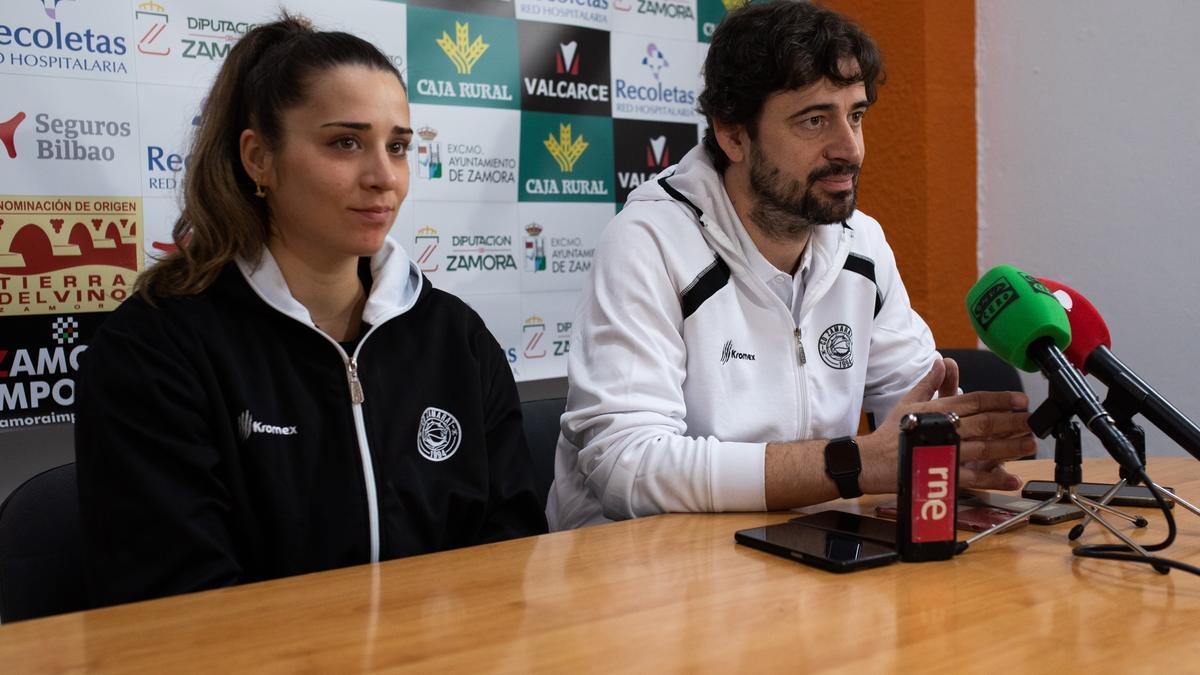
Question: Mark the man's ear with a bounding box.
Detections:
[239,129,274,188]
[712,119,749,165]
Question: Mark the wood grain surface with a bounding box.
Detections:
[2,458,1197,673]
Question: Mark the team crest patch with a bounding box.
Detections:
[417,407,462,462]
[818,323,854,370]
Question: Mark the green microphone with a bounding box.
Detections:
[966,265,1143,473]
[965,265,1070,372]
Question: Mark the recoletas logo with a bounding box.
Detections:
[611,35,698,121]
[515,0,609,29]
[39,0,71,20]
[641,43,668,81]
[1,0,130,75]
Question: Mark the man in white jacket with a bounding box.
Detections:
[547,1,1034,530]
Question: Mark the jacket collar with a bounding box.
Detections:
[235,237,424,328]
[632,145,855,312]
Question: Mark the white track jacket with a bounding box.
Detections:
[547,146,937,530]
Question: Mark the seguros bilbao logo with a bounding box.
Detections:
[1,107,133,163]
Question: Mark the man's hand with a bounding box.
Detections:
[857,358,1033,494]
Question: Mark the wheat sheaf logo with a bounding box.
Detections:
[437,21,489,75]
[544,123,588,172]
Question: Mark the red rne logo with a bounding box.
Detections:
[910,444,956,542]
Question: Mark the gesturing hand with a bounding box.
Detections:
[857,358,1034,494]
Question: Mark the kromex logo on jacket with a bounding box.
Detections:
[719,340,756,365]
[237,410,299,440]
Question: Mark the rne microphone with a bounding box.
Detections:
[965,265,1143,474]
[1038,278,1200,461]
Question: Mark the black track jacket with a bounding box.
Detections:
[75,240,547,608]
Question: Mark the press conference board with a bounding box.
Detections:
[0,0,745,432]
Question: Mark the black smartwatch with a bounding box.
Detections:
[824,436,863,499]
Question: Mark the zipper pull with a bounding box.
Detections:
[794,328,807,365]
[347,358,365,403]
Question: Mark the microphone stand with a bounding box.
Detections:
[961,381,1157,564]
[1069,389,1200,540]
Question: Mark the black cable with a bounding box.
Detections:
[1071,466,1200,576]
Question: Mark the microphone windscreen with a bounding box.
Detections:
[966,265,1071,372]
[1037,278,1112,375]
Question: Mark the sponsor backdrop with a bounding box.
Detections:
[0,0,744,433]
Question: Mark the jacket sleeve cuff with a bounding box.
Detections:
[710,441,768,512]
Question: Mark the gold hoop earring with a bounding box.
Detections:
[254,181,267,198]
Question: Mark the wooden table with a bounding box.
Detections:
[2,458,1198,673]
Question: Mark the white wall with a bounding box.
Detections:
[977,0,1200,459]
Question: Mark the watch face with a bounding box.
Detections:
[826,438,862,475]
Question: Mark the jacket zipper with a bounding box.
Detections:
[794,326,809,440]
[347,358,365,404]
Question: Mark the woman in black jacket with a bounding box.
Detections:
[75,15,547,608]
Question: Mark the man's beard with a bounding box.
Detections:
[748,142,859,241]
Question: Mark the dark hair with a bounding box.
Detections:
[137,14,405,300]
[698,1,883,172]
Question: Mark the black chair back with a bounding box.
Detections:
[0,463,86,622]
[939,348,1025,394]
[520,398,566,508]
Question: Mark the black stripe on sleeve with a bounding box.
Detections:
[842,252,883,318]
[681,255,730,319]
